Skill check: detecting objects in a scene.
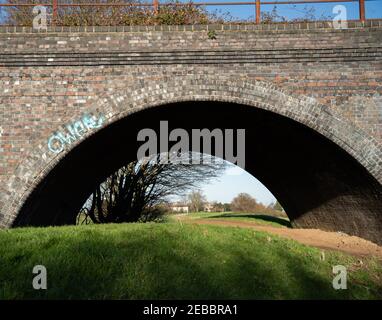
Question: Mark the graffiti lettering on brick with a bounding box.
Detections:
[48,113,104,154]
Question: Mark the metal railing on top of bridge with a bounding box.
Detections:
[0,0,372,26]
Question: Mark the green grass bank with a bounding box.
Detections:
[0,222,381,299]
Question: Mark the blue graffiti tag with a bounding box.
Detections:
[48,113,104,154]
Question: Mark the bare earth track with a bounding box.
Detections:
[176,216,382,260]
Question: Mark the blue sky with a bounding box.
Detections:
[171,161,276,206]
[195,0,382,21]
[201,164,276,205]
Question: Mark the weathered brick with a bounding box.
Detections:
[0,22,381,243]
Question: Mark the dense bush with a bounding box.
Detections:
[231,193,286,217]
[4,0,222,26]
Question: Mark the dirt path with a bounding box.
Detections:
[176,216,382,260]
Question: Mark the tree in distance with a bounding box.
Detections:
[187,190,207,213]
[230,192,286,217]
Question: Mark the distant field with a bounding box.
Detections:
[0,222,381,299]
[170,212,291,228]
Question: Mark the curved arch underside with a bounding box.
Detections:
[14,102,382,244]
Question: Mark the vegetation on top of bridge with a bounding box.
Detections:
[0,0,370,26]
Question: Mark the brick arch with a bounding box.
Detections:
[1,75,381,229]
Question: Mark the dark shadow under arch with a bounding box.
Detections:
[14,101,382,244]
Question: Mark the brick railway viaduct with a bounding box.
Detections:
[0,21,381,244]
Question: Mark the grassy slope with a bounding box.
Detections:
[0,222,381,300]
[172,212,291,228]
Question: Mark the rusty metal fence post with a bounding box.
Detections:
[359,0,365,22]
[52,0,58,26]
[255,0,261,24]
[153,0,159,15]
